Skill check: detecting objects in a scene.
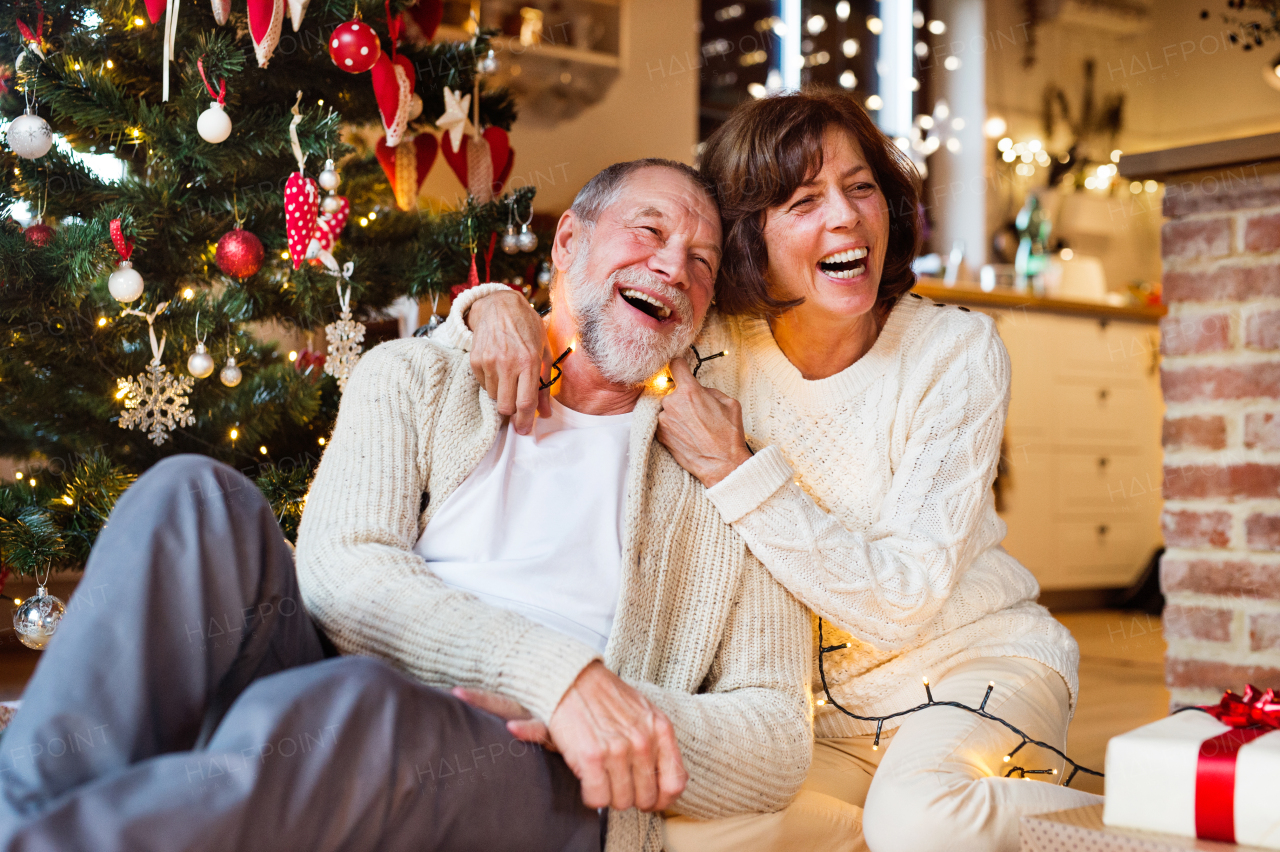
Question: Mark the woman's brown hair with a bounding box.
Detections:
[699,86,923,317]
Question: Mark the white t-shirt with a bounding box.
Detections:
[412,398,632,654]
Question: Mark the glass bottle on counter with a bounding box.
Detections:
[1014,190,1052,295]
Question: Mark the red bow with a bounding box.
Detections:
[1203,685,1280,730]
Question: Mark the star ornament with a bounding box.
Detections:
[437,88,473,154]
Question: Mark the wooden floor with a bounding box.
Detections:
[0,608,1169,798]
[1054,610,1169,796]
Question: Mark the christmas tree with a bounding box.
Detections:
[0,0,547,577]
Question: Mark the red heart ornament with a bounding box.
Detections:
[284,172,319,270]
[375,135,439,211]
[406,0,444,41]
[371,53,416,147]
[309,196,350,260]
[145,0,168,24]
[441,127,514,198]
[247,0,285,67]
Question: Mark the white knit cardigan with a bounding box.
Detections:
[693,292,1080,739]
[293,336,814,851]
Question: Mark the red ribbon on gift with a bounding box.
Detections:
[1194,685,1280,843]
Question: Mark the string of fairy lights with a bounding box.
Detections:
[816,619,1104,787]
[449,313,1104,787]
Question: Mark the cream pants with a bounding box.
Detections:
[663,656,1102,852]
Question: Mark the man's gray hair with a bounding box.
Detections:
[569,158,718,226]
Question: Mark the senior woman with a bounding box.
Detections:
[444,88,1101,852]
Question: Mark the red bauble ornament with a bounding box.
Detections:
[215,228,265,278]
[329,20,381,73]
[24,222,54,247]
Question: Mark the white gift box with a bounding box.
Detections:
[1103,711,1280,849]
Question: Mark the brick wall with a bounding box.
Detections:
[1159,164,1280,707]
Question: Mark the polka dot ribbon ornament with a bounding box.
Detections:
[282,92,319,270]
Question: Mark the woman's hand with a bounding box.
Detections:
[657,358,753,488]
[466,290,552,435]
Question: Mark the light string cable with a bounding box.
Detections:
[690,344,728,377]
[816,619,1104,787]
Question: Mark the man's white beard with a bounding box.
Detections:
[562,238,697,386]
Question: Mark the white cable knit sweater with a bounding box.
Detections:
[692,292,1080,739]
[294,336,814,851]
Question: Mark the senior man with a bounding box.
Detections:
[0,159,812,852]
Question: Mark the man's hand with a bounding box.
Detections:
[452,687,554,748]
[656,358,753,488]
[548,661,687,813]
[465,290,551,435]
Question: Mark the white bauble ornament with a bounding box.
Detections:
[318,158,340,191]
[477,49,499,75]
[197,101,232,144]
[501,226,520,254]
[516,226,538,252]
[108,260,145,303]
[321,193,343,215]
[187,342,215,378]
[407,93,424,121]
[6,109,53,159]
[220,356,242,387]
[13,586,65,650]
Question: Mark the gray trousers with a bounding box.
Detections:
[0,455,601,851]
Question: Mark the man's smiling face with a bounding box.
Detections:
[554,166,723,386]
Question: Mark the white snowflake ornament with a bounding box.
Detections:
[117,363,196,445]
[115,300,196,445]
[324,291,365,392]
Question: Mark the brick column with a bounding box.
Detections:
[1158,165,1280,707]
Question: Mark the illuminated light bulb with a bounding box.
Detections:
[928,19,946,34]
[836,1,850,22]
[865,94,883,111]
[871,743,878,751]
[997,137,1012,151]
[106,60,114,68]
[29,479,35,486]
[1003,754,1011,762]
[359,217,369,227]
[318,437,326,445]
[229,428,239,440]
[13,473,20,480]
[259,446,268,455]
[368,211,377,220]
[866,16,882,34]
[923,676,930,686]
[1051,768,1058,775]
[1111,149,1122,163]
[182,287,195,299]
[74,63,81,70]
[943,56,960,71]
[989,681,995,687]
[115,388,127,399]
[12,599,21,606]
[280,251,289,259]
[1060,248,1074,260]
[288,350,298,361]
[318,99,324,105]
[1144,180,1158,193]
[815,698,826,706]
[845,642,852,648]
[63,496,74,505]
[97,317,107,327]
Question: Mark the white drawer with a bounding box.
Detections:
[1054,452,1156,513]
[1054,519,1149,588]
[1053,381,1147,445]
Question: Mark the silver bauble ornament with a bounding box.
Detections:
[407,93,424,121]
[197,101,232,144]
[187,342,215,379]
[516,226,538,252]
[6,109,53,160]
[13,586,65,651]
[537,263,553,286]
[220,356,242,387]
[318,158,340,191]
[108,260,145,303]
[321,193,343,214]
[478,49,499,74]
[501,225,520,255]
